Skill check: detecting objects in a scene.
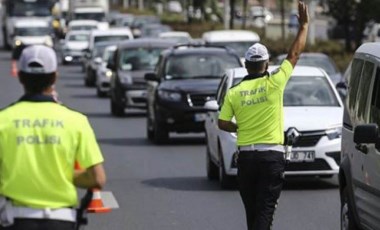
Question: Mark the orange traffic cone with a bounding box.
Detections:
[87,189,111,213]
[11,60,18,78]
[74,161,111,213]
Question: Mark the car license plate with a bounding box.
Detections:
[289,151,315,162]
[194,113,207,122]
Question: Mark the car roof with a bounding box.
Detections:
[228,65,327,82]
[159,31,191,38]
[94,41,122,47]
[202,30,260,42]
[356,42,380,57]
[117,38,176,49]
[66,30,90,36]
[161,46,239,56]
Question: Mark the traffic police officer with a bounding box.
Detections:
[0,45,106,230]
[218,2,309,229]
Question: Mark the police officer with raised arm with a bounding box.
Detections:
[217,1,309,229]
[0,45,106,230]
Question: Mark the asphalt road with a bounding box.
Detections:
[0,48,341,229]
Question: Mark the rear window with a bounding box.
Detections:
[165,53,241,79]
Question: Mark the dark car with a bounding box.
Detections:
[144,44,243,144]
[83,41,120,86]
[130,15,161,38]
[108,39,176,116]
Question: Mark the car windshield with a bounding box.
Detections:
[165,53,241,79]
[15,27,50,36]
[92,45,111,58]
[210,41,254,57]
[103,49,116,63]
[142,26,171,37]
[284,76,339,106]
[70,25,97,31]
[68,34,89,41]
[233,76,339,106]
[94,35,129,44]
[119,47,165,71]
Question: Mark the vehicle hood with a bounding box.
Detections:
[65,41,88,50]
[118,70,151,84]
[284,107,343,131]
[158,78,221,93]
[16,36,50,45]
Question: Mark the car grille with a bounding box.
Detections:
[285,159,331,171]
[187,94,215,107]
[292,131,324,147]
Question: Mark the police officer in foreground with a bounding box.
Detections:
[0,45,106,230]
[218,1,309,230]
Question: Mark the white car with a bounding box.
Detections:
[61,31,89,64]
[158,31,192,44]
[95,45,116,97]
[205,66,344,188]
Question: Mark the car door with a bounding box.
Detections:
[206,74,228,160]
[360,66,380,229]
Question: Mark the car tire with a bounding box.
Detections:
[206,144,219,181]
[97,87,107,98]
[153,121,169,145]
[146,116,154,140]
[218,144,236,189]
[110,98,125,117]
[341,187,360,230]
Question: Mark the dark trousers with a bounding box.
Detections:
[237,150,286,230]
[0,219,75,230]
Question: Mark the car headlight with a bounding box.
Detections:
[325,126,342,140]
[14,40,22,46]
[158,90,182,102]
[102,70,113,78]
[120,74,132,84]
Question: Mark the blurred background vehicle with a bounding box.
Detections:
[274,53,343,85]
[139,24,172,38]
[61,30,89,65]
[144,44,243,144]
[158,31,192,44]
[249,6,273,28]
[95,45,117,97]
[109,13,134,28]
[202,30,260,63]
[129,15,161,38]
[2,0,55,50]
[11,18,54,60]
[87,28,133,51]
[67,20,101,33]
[204,66,343,188]
[83,40,121,86]
[108,39,176,116]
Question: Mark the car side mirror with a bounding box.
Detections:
[144,73,158,81]
[204,100,219,111]
[354,124,379,144]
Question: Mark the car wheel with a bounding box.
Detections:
[153,121,169,145]
[97,87,107,98]
[341,187,360,230]
[110,97,125,117]
[218,144,235,189]
[206,144,219,181]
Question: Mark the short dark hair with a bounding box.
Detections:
[18,71,56,94]
[245,60,268,73]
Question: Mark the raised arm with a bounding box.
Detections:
[286,1,309,67]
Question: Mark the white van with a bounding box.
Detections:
[339,42,380,229]
[202,30,260,62]
[12,19,53,50]
[88,28,133,50]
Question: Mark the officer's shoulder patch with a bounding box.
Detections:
[270,68,280,75]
